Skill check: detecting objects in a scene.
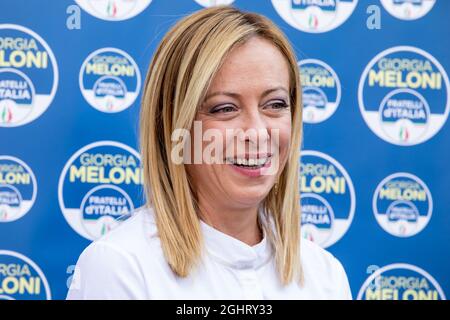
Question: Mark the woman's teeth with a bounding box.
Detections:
[228,157,269,168]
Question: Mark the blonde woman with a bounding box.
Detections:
[67,6,352,300]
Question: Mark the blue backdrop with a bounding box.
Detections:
[0,0,449,300]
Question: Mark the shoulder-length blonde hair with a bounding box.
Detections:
[140,5,303,285]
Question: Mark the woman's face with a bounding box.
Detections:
[186,36,292,210]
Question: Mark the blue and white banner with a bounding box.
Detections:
[0,0,448,300]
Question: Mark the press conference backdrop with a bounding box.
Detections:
[0,0,449,300]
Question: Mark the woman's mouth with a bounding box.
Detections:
[225,155,273,177]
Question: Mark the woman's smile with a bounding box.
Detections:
[225,153,274,177]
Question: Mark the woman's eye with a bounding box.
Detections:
[266,101,289,110]
[210,105,236,114]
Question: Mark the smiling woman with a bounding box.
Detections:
[66,5,352,300]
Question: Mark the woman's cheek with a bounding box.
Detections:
[278,120,292,164]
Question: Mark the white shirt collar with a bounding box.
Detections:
[199,215,272,270]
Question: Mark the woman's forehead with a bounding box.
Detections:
[207,38,290,94]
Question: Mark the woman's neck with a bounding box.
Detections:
[196,193,263,246]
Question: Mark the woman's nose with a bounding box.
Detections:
[241,108,270,147]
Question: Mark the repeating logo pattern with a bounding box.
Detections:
[373,172,432,237]
[300,150,355,248]
[58,141,143,240]
[380,0,436,20]
[0,156,37,223]
[299,59,341,123]
[358,263,445,300]
[79,48,141,113]
[0,251,51,300]
[0,24,58,127]
[358,46,449,146]
[194,0,236,7]
[74,0,152,21]
[0,0,448,300]
[272,0,358,33]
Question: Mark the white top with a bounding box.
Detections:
[66,207,352,300]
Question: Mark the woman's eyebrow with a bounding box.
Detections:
[204,86,289,102]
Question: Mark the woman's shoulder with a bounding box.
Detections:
[74,206,162,278]
[300,238,341,269]
[299,238,353,299]
[76,206,163,267]
[66,207,161,299]
[94,206,159,250]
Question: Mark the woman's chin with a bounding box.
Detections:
[219,166,274,203]
[226,185,273,207]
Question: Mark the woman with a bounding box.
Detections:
[67,6,352,300]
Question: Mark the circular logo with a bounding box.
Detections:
[74,0,152,21]
[0,156,37,223]
[194,0,235,6]
[0,24,58,127]
[271,0,358,33]
[58,141,144,240]
[373,172,432,237]
[79,48,141,113]
[381,0,436,20]
[299,59,341,123]
[0,251,51,300]
[358,46,449,146]
[358,263,446,300]
[300,150,355,248]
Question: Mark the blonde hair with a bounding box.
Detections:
[139,6,303,285]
